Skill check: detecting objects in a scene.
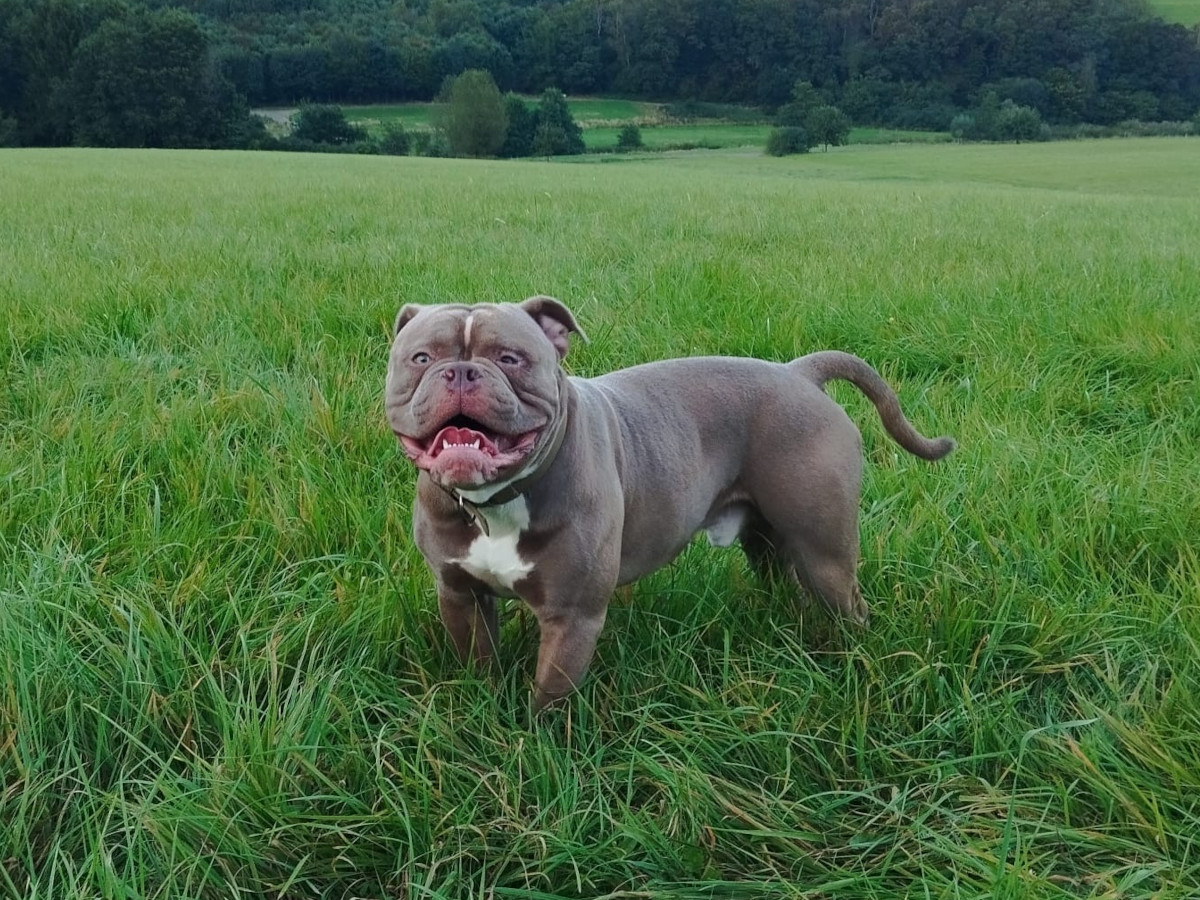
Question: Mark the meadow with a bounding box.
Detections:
[2,137,1199,898]
[337,98,951,151]
[1149,0,1200,24]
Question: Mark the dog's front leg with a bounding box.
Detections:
[436,580,499,668]
[531,608,608,710]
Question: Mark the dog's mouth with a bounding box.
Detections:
[399,415,541,486]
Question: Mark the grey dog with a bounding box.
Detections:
[385,296,955,709]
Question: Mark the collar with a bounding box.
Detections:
[437,412,568,536]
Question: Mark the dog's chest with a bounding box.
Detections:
[451,497,534,594]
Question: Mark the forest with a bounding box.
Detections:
[2,0,1199,148]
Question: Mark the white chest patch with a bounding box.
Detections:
[453,496,535,594]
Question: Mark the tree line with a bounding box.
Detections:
[2,0,1199,150]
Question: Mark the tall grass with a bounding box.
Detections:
[1,139,1198,898]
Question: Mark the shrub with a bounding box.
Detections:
[0,114,19,147]
[291,104,366,145]
[766,126,811,156]
[950,113,975,142]
[664,100,763,122]
[376,121,411,155]
[498,95,535,158]
[616,124,644,151]
[411,130,450,157]
[995,101,1045,142]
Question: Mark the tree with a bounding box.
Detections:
[530,87,584,156]
[438,68,507,157]
[805,105,851,150]
[497,93,535,157]
[69,7,241,148]
[291,104,366,145]
[776,80,825,126]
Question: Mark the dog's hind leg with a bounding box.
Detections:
[738,512,792,583]
[749,443,870,626]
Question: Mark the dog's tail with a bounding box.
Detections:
[794,351,956,461]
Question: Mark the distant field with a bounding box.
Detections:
[585,124,952,151]
[1150,0,1200,23]
[342,97,660,132]
[3,139,1198,898]
[337,101,949,151]
[583,122,770,150]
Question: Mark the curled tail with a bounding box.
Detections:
[795,351,956,461]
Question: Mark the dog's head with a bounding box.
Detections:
[385,296,586,492]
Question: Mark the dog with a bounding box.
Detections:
[385,296,954,709]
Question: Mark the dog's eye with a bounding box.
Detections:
[411,351,431,365]
[498,352,522,366]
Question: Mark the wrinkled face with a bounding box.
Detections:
[385,301,574,490]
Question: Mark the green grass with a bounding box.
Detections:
[584,124,950,151]
[2,138,1199,898]
[1149,0,1200,23]
[343,97,660,133]
[583,122,771,150]
[342,101,950,151]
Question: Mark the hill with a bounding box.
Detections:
[3,0,1198,150]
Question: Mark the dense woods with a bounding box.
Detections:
[2,0,1199,148]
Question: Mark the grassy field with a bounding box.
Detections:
[583,125,952,151]
[334,101,952,151]
[2,138,1199,898]
[343,97,660,131]
[1150,0,1200,23]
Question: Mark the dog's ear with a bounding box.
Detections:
[520,295,589,360]
[393,304,423,336]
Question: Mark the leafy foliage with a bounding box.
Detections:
[617,123,645,151]
[952,94,1049,142]
[438,68,508,157]
[290,104,367,146]
[530,87,585,156]
[0,0,1198,148]
[766,126,811,155]
[805,105,852,150]
[376,121,412,155]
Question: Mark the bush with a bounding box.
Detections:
[411,131,450,157]
[377,121,411,155]
[497,95,535,158]
[950,113,975,142]
[664,100,764,122]
[766,126,811,156]
[954,98,1047,142]
[616,124,644,151]
[0,114,19,147]
[995,101,1045,142]
[291,104,366,145]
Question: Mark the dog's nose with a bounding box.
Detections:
[442,362,482,387]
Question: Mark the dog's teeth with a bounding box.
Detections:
[442,440,450,450]
[471,440,480,449]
